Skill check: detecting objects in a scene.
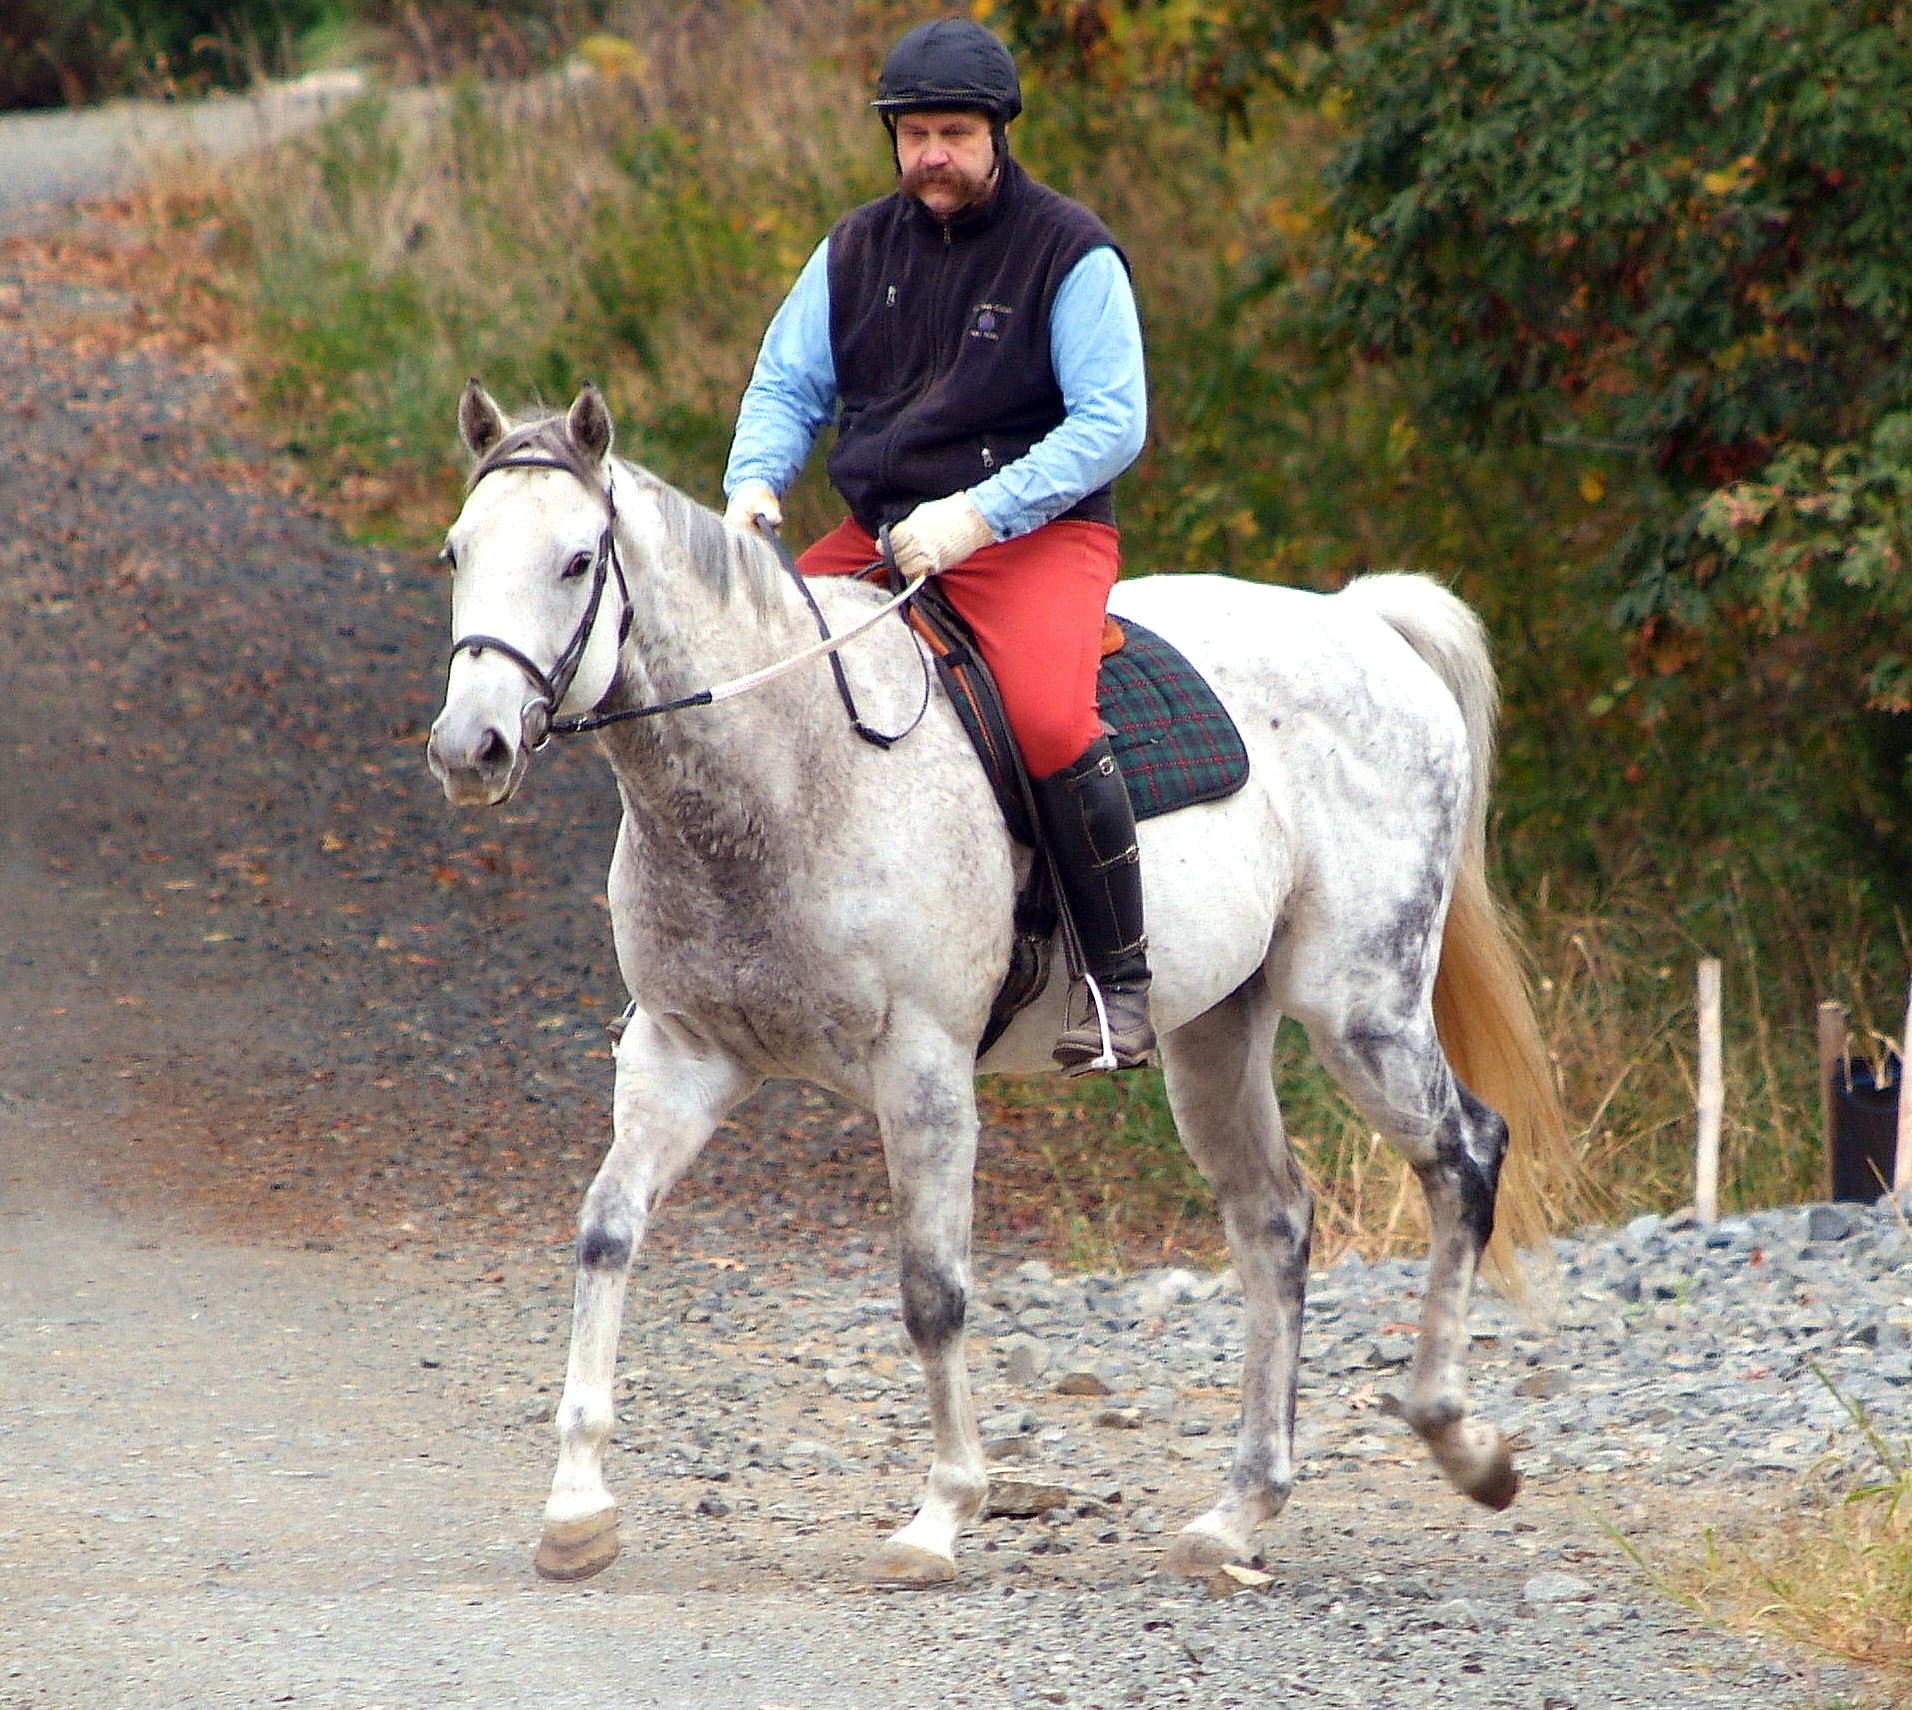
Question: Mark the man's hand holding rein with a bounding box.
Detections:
[724,480,782,536]
[888,491,996,578]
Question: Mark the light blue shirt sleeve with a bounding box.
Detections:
[970,245,1148,541]
[724,238,838,501]
[723,239,1147,539]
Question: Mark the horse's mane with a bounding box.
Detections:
[471,411,784,614]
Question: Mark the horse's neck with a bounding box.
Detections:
[607,460,815,684]
[599,464,852,855]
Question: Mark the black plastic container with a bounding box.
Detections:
[1831,1060,1900,1202]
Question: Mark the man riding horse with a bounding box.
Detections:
[723,17,1154,1073]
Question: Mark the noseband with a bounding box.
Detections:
[447,451,633,749]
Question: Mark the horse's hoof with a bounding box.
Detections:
[1162,1525,1244,1577]
[1430,1432,1522,1511]
[534,1507,620,1581]
[1463,1453,1522,1512]
[858,1540,955,1587]
[1419,1417,1523,1512]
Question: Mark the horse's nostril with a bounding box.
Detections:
[476,729,510,769]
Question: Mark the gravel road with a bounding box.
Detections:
[0,74,371,238]
[0,198,1890,1703]
[3,1084,1891,1709]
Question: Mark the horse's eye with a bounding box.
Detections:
[439,543,457,571]
[562,551,593,581]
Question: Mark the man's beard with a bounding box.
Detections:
[900,160,997,215]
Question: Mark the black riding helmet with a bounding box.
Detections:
[874,18,1023,121]
[873,19,1022,172]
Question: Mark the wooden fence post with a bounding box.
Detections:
[1896,979,1912,1197]
[1695,958,1723,1226]
[1817,1000,1848,1204]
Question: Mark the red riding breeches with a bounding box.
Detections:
[797,516,1121,779]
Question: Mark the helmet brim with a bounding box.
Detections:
[872,96,1018,120]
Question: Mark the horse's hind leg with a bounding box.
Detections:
[534,1012,756,1581]
[1156,972,1312,1574]
[1305,1009,1519,1510]
[859,1034,990,1586]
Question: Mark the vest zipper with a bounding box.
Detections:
[881,220,958,500]
[924,221,956,388]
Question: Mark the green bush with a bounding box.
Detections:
[1316,1,1912,867]
[997,0,1912,902]
[0,0,342,106]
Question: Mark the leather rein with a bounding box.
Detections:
[446,452,929,749]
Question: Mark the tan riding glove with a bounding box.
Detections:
[724,480,782,535]
[888,492,996,578]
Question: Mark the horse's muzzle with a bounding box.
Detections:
[427,707,526,806]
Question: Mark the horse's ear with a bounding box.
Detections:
[567,383,614,464]
[460,379,510,458]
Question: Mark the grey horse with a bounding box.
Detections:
[426,383,1566,1588]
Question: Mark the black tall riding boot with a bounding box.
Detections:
[1030,737,1156,1074]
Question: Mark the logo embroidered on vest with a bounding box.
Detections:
[967,301,1013,341]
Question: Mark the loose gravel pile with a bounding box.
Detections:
[547,1196,1912,1505]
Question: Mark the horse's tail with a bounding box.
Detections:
[1336,574,1580,1286]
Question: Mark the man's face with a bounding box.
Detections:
[895,110,997,218]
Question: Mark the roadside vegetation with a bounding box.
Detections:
[1612,1367,1912,1690]
[3,0,325,106]
[107,0,1912,1272]
[0,0,589,107]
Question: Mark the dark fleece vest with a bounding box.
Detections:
[826,155,1124,535]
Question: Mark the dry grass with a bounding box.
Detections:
[1610,1369,1912,1702]
[1533,877,1910,1220]
[115,0,894,541]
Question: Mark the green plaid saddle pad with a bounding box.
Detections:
[1100,617,1251,822]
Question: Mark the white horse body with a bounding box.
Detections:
[428,385,1558,1589]
[985,572,1473,1075]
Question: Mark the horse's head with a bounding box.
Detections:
[427,381,629,806]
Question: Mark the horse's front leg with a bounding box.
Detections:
[534,1011,756,1581]
[860,1038,988,1586]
